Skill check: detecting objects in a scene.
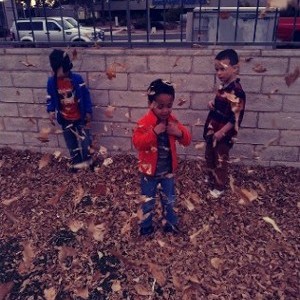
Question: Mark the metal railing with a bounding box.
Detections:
[0,0,300,48]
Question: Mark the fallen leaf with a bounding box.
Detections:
[37,127,52,143]
[244,57,254,62]
[38,153,51,170]
[2,196,18,206]
[177,98,187,106]
[148,263,166,286]
[285,67,300,87]
[72,48,78,60]
[104,105,116,118]
[99,146,108,156]
[68,220,85,232]
[106,64,117,80]
[253,64,267,73]
[103,157,113,167]
[134,284,152,296]
[47,183,68,206]
[74,287,89,299]
[44,287,57,300]
[210,257,223,269]
[88,222,106,241]
[111,280,122,292]
[263,216,282,233]
[0,282,14,300]
[73,184,85,207]
[184,199,195,211]
[20,60,37,67]
[195,142,205,150]
[240,188,258,202]
[53,150,61,159]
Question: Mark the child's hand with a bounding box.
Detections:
[214,130,225,141]
[208,100,215,110]
[167,121,183,138]
[153,122,167,135]
[49,111,56,125]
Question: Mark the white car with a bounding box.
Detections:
[64,17,105,41]
[10,17,104,44]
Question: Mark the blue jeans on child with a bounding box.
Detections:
[61,119,91,165]
[140,174,177,230]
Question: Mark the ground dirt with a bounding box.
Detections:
[0,147,299,300]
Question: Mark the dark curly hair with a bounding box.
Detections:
[147,79,175,103]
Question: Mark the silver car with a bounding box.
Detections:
[10,17,104,44]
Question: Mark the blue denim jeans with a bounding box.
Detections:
[140,174,177,229]
[61,119,91,165]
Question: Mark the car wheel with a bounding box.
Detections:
[72,39,88,47]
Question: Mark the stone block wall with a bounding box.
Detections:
[0,47,299,167]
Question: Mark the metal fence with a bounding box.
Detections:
[0,0,300,48]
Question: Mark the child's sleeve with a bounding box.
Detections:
[177,122,192,146]
[46,78,55,113]
[132,122,157,151]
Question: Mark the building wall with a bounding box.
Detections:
[0,47,299,167]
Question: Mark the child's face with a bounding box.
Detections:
[151,93,174,121]
[215,58,238,85]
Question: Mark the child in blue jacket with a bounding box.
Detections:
[46,49,93,171]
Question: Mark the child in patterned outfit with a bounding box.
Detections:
[133,79,191,236]
[46,49,93,172]
[203,49,246,198]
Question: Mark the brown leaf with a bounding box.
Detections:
[2,196,18,206]
[18,241,35,274]
[47,183,68,206]
[91,183,107,196]
[72,48,78,60]
[106,64,117,80]
[88,222,106,241]
[74,287,89,299]
[104,105,116,118]
[68,220,85,232]
[210,257,223,269]
[177,97,187,106]
[0,282,14,300]
[263,216,282,233]
[285,67,300,87]
[244,57,254,62]
[38,153,51,170]
[20,60,37,67]
[111,280,122,292]
[253,64,267,73]
[44,287,57,300]
[240,188,258,202]
[134,284,152,296]
[73,184,85,207]
[148,263,167,286]
[37,127,52,143]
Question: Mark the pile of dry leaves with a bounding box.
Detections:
[0,147,299,300]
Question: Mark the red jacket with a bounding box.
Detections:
[132,110,191,176]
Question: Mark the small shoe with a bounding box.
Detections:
[140,225,154,236]
[163,223,180,234]
[209,189,224,199]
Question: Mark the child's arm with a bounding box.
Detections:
[132,123,158,151]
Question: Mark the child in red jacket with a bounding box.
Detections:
[132,79,191,236]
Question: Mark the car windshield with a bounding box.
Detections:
[55,19,74,30]
[65,18,79,27]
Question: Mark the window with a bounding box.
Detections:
[46,22,61,31]
[17,21,43,31]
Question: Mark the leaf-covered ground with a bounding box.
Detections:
[0,147,299,300]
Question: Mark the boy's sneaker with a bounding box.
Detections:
[140,225,154,236]
[209,189,224,199]
[163,223,180,234]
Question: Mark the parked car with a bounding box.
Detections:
[63,16,105,41]
[276,16,300,42]
[10,17,104,44]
